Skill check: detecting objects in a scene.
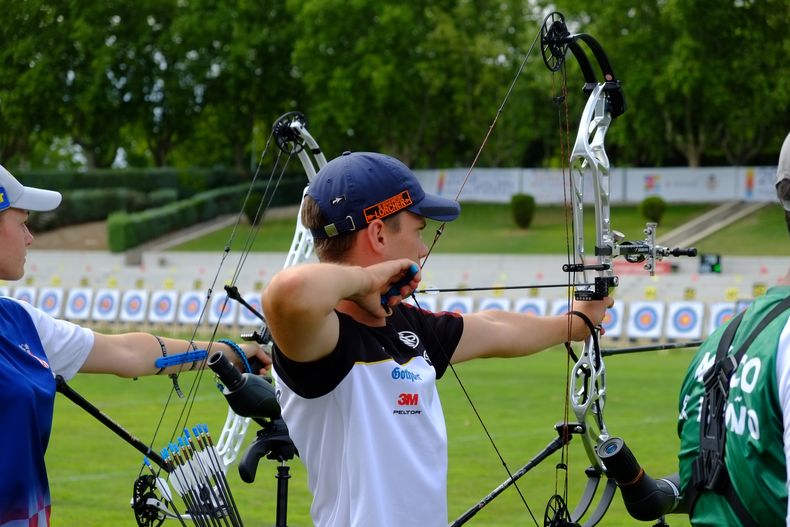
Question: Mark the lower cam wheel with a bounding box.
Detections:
[132,475,165,527]
[543,494,579,527]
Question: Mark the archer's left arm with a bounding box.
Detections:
[80,332,269,378]
[451,297,613,363]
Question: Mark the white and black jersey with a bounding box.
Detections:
[273,303,463,527]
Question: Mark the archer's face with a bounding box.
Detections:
[0,208,34,281]
[382,211,429,265]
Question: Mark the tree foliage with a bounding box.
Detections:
[0,0,787,171]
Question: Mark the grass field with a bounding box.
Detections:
[48,345,693,527]
[46,201,772,526]
[169,203,726,255]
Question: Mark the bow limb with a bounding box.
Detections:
[214,112,327,466]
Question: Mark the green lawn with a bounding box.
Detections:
[48,346,692,527]
[169,203,718,255]
[695,204,790,256]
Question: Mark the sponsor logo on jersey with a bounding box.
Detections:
[393,392,421,415]
[398,330,420,348]
[391,367,422,382]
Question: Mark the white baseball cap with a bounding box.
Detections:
[0,164,62,212]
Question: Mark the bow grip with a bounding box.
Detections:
[380,263,420,305]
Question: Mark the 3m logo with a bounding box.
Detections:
[398,393,419,406]
[393,392,422,415]
[364,190,412,223]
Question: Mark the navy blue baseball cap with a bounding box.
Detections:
[308,152,460,239]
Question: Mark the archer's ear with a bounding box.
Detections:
[362,219,388,254]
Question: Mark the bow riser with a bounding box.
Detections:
[215,113,325,467]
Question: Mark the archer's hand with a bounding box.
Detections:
[569,296,615,341]
[350,259,421,318]
[240,342,272,375]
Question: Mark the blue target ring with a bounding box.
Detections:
[17,291,33,304]
[672,307,698,333]
[213,298,231,318]
[715,308,734,327]
[96,293,115,315]
[70,292,88,312]
[634,306,659,331]
[125,294,144,315]
[154,296,173,317]
[519,303,542,315]
[40,292,58,314]
[602,308,618,331]
[445,301,469,314]
[181,294,203,318]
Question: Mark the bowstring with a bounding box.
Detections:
[554,56,576,512]
[141,129,293,482]
[412,24,549,527]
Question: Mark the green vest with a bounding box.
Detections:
[678,286,790,526]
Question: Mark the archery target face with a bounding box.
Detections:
[96,293,116,315]
[179,292,204,323]
[39,290,58,313]
[601,307,618,331]
[442,297,473,314]
[70,292,89,312]
[626,302,664,339]
[125,295,143,315]
[634,306,659,331]
[671,307,698,333]
[92,290,120,321]
[715,309,734,327]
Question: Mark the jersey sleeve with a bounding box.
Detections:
[400,304,463,379]
[15,299,94,380]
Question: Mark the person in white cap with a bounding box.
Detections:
[0,164,270,527]
[263,151,613,527]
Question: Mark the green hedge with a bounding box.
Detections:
[107,177,306,252]
[28,188,151,232]
[17,167,250,195]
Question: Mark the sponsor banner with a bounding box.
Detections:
[441,296,474,314]
[92,289,120,322]
[415,165,777,204]
[177,291,206,325]
[64,288,93,321]
[665,301,704,340]
[148,290,179,324]
[626,301,665,339]
[37,287,64,317]
[120,289,149,323]
[513,297,548,316]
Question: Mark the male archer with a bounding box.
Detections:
[262,151,612,527]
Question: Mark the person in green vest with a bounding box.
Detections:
[676,131,790,526]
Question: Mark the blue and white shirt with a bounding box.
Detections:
[0,297,93,527]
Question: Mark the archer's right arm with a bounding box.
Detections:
[262,259,420,363]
